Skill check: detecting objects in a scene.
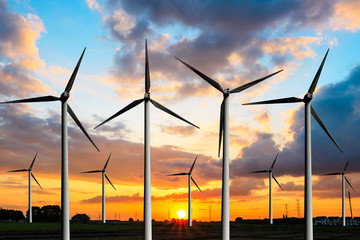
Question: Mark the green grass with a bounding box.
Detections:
[1,221,360,239]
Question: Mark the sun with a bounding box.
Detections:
[177,210,186,219]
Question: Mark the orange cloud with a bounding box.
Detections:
[332,0,360,32]
[0,12,45,70]
[263,36,322,60]
[161,125,196,136]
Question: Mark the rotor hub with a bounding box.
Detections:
[144,92,150,99]
[61,92,70,101]
[303,93,313,103]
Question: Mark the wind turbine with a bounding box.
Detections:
[324,158,355,226]
[1,48,99,240]
[94,40,199,240]
[175,57,282,240]
[8,152,42,223]
[167,156,202,227]
[243,49,342,240]
[250,153,283,224]
[82,153,116,224]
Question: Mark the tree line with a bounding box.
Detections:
[0,205,60,222]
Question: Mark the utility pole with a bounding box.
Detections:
[209,206,212,222]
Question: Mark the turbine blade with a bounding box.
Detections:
[145,39,150,93]
[103,153,112,170]
[8,169,28,172]
[105,174,116,190]
[0,95,60,104]
[67,104,100,152]
[311,106,343,153]
[345,176,356,192]
[343,157,351,172]
[94,98,144,129]
[218,100,224,157]
[272,175,283,190]
[307,49,329,94]
[348,191,353,218]
[81,170,102,173]
[167,173,188,176]
[243,97,303,105]
[189,155,198,173]
[230,69,283,93]
[29,152,38,170]
[150,99,200,129]
[250,170,269,173]
[191,176,202,193]
[270,153,279,170]
[64,48,86,92]
[324,172,342,175]
[31,173,43,189]
[175,57,223,93]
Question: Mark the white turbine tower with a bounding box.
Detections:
[82,153,116,224]
[8,152,42,223]
[324,158,356,226]
[1,48,99,240]
[167,156,202,227]
[250,153,283,224]
[175,57,282,240]
[243,49,343,240]
[94,40,199,240]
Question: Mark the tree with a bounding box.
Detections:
[41,205,60,222]
[235,217,243,223]
[128,217,134,222]
[26,206,41,221]
[26,205,61,222]
[0,208,25,221]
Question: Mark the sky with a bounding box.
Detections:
[1,0,360,222]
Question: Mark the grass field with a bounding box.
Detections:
[1,221,360,239]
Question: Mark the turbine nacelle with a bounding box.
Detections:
[60,92,70,101]
[303,93,313,103]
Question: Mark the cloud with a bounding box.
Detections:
[331,0,360,32]
[81,193,143,203]
[230,63,360,181]
[161,125,196,137]
[86,0,340,103]
[0,0,49,98]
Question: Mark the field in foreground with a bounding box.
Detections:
[1,221,360,239]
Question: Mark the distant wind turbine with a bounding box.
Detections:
[95,40,199,240]
[1,48,99,240]
[243,49,342,240]
[250,153,283,224]
[324,158,356,226]
[82,153,116,224]
[175,56,282,240]
[8,152,42,223]
[167,156,202,227]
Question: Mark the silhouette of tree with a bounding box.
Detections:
[26,205,61,222]
[0,208,25,221]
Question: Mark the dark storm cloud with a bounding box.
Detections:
[230,64,360,178]
[97,0,337,96]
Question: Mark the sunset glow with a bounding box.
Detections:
[177,210,186,219]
